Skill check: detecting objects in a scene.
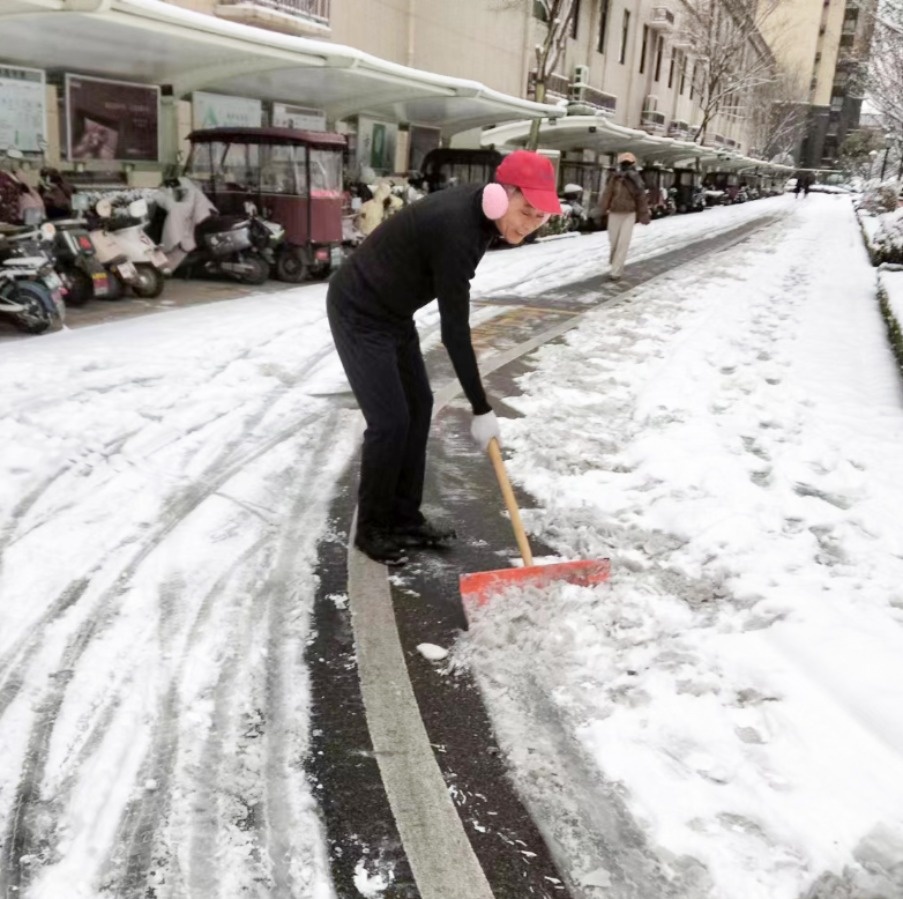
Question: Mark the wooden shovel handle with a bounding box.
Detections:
[487,437,534,567]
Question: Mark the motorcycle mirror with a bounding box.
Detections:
[95,198,113,218]
[40,221,56,240]
[128,198,148,218]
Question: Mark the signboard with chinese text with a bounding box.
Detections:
[0,66,46,153]
[193,92,263,129]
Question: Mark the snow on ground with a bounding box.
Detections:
[2,192,898,898]
[462,195,903,899]
[0,296,355,897]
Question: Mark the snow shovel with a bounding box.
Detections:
[459,437,610,608]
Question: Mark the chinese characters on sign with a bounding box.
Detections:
[0,66,46,153]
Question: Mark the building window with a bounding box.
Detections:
[654,35,664,81]
[679,54,687,94]
[597,0,610,53]
[570,0,581,39]
[619,9,630,64]
[640,25,649,74]
[668,51,676,88]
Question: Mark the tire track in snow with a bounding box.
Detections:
[0,405,336,896]
[0,337,340,719]
[102,412,339,899]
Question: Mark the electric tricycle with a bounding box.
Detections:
[185,126,347,283]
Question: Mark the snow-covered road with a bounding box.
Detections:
[0,299,359,897]
[6,194,896,899]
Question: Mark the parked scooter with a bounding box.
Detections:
[35,199,112,307]
[150,178,272,285]
[0,223,66,334]
[241,198,287,275]
[558,183,591,232]
[68,193,137,301]
[89,197,168,298]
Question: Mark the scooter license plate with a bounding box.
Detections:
[44,272,62,290]
[92,271,111,296]
[117,261,138,281]
[330,246,344,268]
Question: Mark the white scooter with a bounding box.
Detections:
[67,194,138,301]
[91,197,168,298]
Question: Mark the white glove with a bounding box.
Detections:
[471,411,501,451]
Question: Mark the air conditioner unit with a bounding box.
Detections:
[572,64,590,86]
[569,65,591,103]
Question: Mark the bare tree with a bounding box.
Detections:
[868,0,903,137]
[838,127,887,178]
[678,0,781,145]
[526,0,579,149]
[746,67,809,162]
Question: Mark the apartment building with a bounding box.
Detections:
[759,0,876,168]
[197,0,768,156]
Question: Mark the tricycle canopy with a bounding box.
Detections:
[185,127,346,247]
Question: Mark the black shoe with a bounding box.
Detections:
[391,519,457,548]
[354,527,408,566]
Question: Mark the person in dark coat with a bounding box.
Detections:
[327,150,561,565]
[39,168,74,220]
[599,152,651,280]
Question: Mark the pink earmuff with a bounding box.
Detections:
[481,183,509,220]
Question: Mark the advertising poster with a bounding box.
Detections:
[0,65,46,153]
[272,103,326,131]
[357,116,398,175]
[193,92,263,129]
[66,75,160,162]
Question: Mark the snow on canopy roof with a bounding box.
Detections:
[1,0,563,138]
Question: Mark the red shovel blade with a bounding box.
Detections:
[460,557,611,608]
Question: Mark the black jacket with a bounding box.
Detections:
[329,184,498,414]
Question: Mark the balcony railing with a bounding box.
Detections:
[668,119,691,138]
[527,71,570,101]
[217,0,330,26]
[581,84,617,116]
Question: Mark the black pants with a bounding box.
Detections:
[327,292,433,533]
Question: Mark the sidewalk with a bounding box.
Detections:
[61,275,292,330]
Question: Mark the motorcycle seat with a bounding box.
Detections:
[105,216,145,232]
[195,215,248,240]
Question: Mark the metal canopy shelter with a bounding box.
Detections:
[481,114,793,174]
[0,0,563,139]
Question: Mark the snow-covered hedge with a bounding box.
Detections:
[854,185,903,265]
[857,183,900,216]
[878,265,903,373]
[871,208,903,265]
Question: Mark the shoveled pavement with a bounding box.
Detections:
[306,212,782,898]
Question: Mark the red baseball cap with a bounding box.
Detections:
[495,150,562,215]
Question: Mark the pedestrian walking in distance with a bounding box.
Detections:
[599,152,651,281]
[327,150,562,566]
